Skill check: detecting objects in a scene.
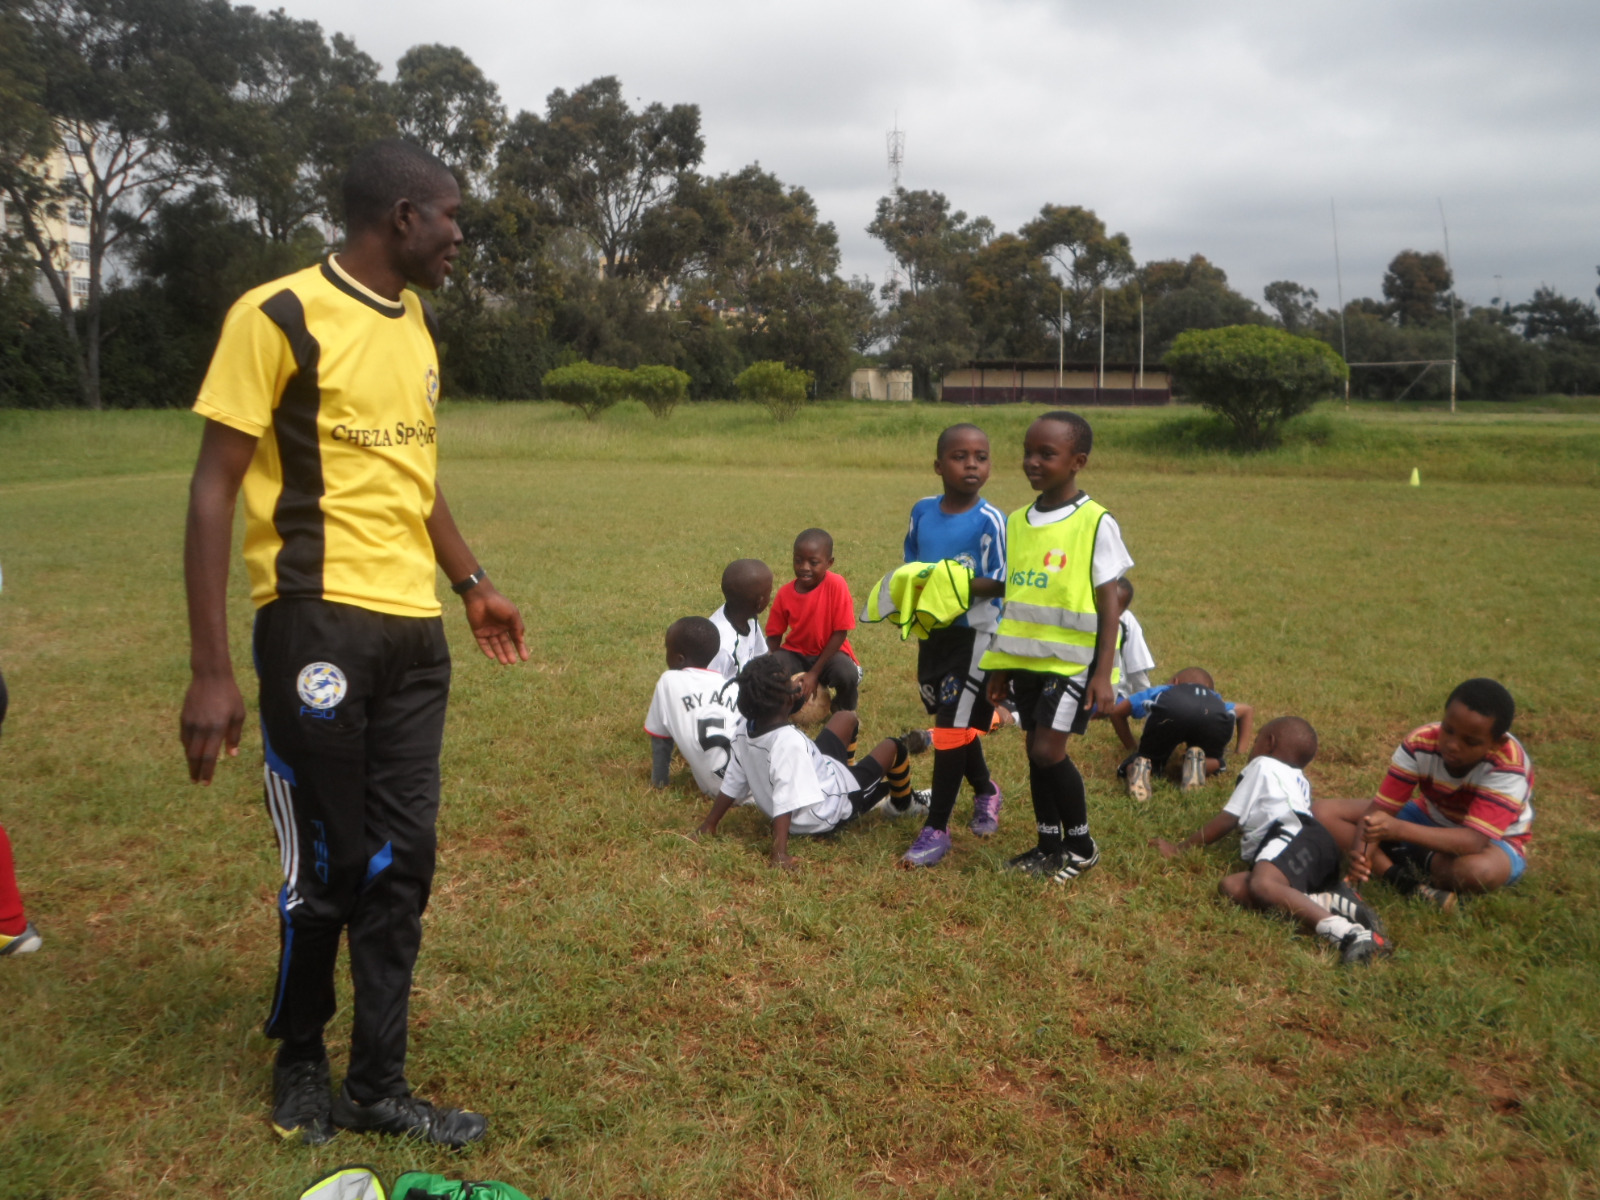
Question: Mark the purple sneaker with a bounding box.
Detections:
[969,781,1003,837]
[901,826,951,868]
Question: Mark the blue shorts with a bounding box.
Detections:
[1395,800,1527,885]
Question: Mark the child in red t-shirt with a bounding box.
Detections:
[766,528,862,713]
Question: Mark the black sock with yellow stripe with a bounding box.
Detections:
[886,742,913,808]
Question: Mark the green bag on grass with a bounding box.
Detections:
[299,1167,539,1200]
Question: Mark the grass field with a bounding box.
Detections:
[0,400,1597,1199]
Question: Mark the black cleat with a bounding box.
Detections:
[1004,846,1057,876]
[1309,881,1388,938]
[1048,839,1101,884]
[330,1083,487,1148]
[1339,927,1394,967]
[271,1058,336,1146]
[900,728,933,756]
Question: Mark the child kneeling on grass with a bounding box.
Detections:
[1102,667,1254,801]
[693,655,929,870]
[1315,678,1533,911]
[1150,716,1393,967]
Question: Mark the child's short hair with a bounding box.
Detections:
[1262,715,1318,768]
[720,558,770,601]
[735,654,796,723]
[936,422,986,455]
[1036,409,1093,456]
[667,616,721,668]
[1170,666,1215,690]
[1447,677,1516,739]
[794,527,833,556]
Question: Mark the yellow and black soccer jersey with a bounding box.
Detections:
[195,256,444,617]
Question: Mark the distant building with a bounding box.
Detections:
[0,140,93,310]
[940,360,1171,406]
[851,367,913,402]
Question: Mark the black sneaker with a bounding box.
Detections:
[1308,881,1388,938]
[1339,927,1394,967]
[1004,846,1057,876]
[1049,839,1101,884]
[901,728,933,756]
[330,1082,487,1148]
[271,1058,335,1146]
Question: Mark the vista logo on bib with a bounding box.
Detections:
[297,662,348,716]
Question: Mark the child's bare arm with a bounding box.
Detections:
[970,577,1005,599]
[694,792,738,839]
[1232,703,1255,752]
[1150,811,1239,858]
[770,813,797,870]
[650,734,673,788]
[799,629,848,699]
[1111,711,1137,751]
[1084,579,1121,717]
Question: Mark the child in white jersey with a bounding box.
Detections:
[646,617,742,797]
[708,559,772,681]
[1112,577,1156,701]
[693,655,929,870]
[1150,716,1392,966]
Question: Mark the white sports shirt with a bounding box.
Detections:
[1223,754,1314,863]
[720,723,856,835]
[1114,610,1156,700]
[708,604,768,681]
[644,668,742,796]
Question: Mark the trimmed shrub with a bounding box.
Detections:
[629,364,691,419]
[542,361,631,421]
[735,360,813,423]
[1165,325,1349,448]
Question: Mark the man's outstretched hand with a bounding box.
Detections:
[464,584,529,664]
[180,673,245,784]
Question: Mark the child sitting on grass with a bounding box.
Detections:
[693,655,929,870]
[767,528,861,713]
[1102,667,1255,801]
[1112,576,1157,701]
[1151,716,1392,967]
[1315,678,1533,911]
[645,617,742,798]
[708,559,772,681]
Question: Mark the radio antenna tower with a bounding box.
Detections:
[887,117,906,191]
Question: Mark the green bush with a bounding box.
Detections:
[734,360,813,423]
[541,361,631,421]
[628,364,691,419]
[1165,325,1349,449]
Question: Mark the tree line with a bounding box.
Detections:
[3,0,1597,409]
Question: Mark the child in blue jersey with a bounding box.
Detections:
[972,411,1133,884]
[900,424,1010,868]
[1103,667,1255,801]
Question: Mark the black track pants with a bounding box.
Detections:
[253,598,450,1104]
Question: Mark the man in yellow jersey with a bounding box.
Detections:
[974,411,1131,884]
[179,141,526,1149]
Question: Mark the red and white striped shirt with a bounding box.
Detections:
[1374,722,1534,853]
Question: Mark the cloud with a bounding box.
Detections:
[282,0,1600,309]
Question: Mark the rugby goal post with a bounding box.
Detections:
[1346,359,1457,408]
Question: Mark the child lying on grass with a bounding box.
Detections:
[1150,715,1392,967]
[692,654,928,870]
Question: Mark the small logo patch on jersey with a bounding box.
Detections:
[296,662,348,711]
[424,367,440,410]
[1042,548,1069,572]
[954,552,977,571]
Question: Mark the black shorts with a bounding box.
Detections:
[1009,669,1091,736]
[815,725,889,816]
[1128,684,1235,773]
[1254,819,1342,894]
[916,626,996,731]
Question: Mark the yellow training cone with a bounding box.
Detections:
[1409,468,1421,487]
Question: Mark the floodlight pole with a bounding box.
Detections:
[1057,288,1064,400]
[1439,198,1458,413]
[1097,287,1105,402]
[1138,292,1145,390]
[1332,199,1349,408]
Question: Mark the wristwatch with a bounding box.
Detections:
[450,567,487,595]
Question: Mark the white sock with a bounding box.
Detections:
[1316,914,1358,944]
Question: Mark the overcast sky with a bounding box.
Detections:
[280,0,1599,312]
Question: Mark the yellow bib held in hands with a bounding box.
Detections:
[980,498,1116,680]
[862,560,974,640]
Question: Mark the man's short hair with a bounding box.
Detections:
[342,139,457,233]
[1447,678,1516,740]
[1035,410,1093,456]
